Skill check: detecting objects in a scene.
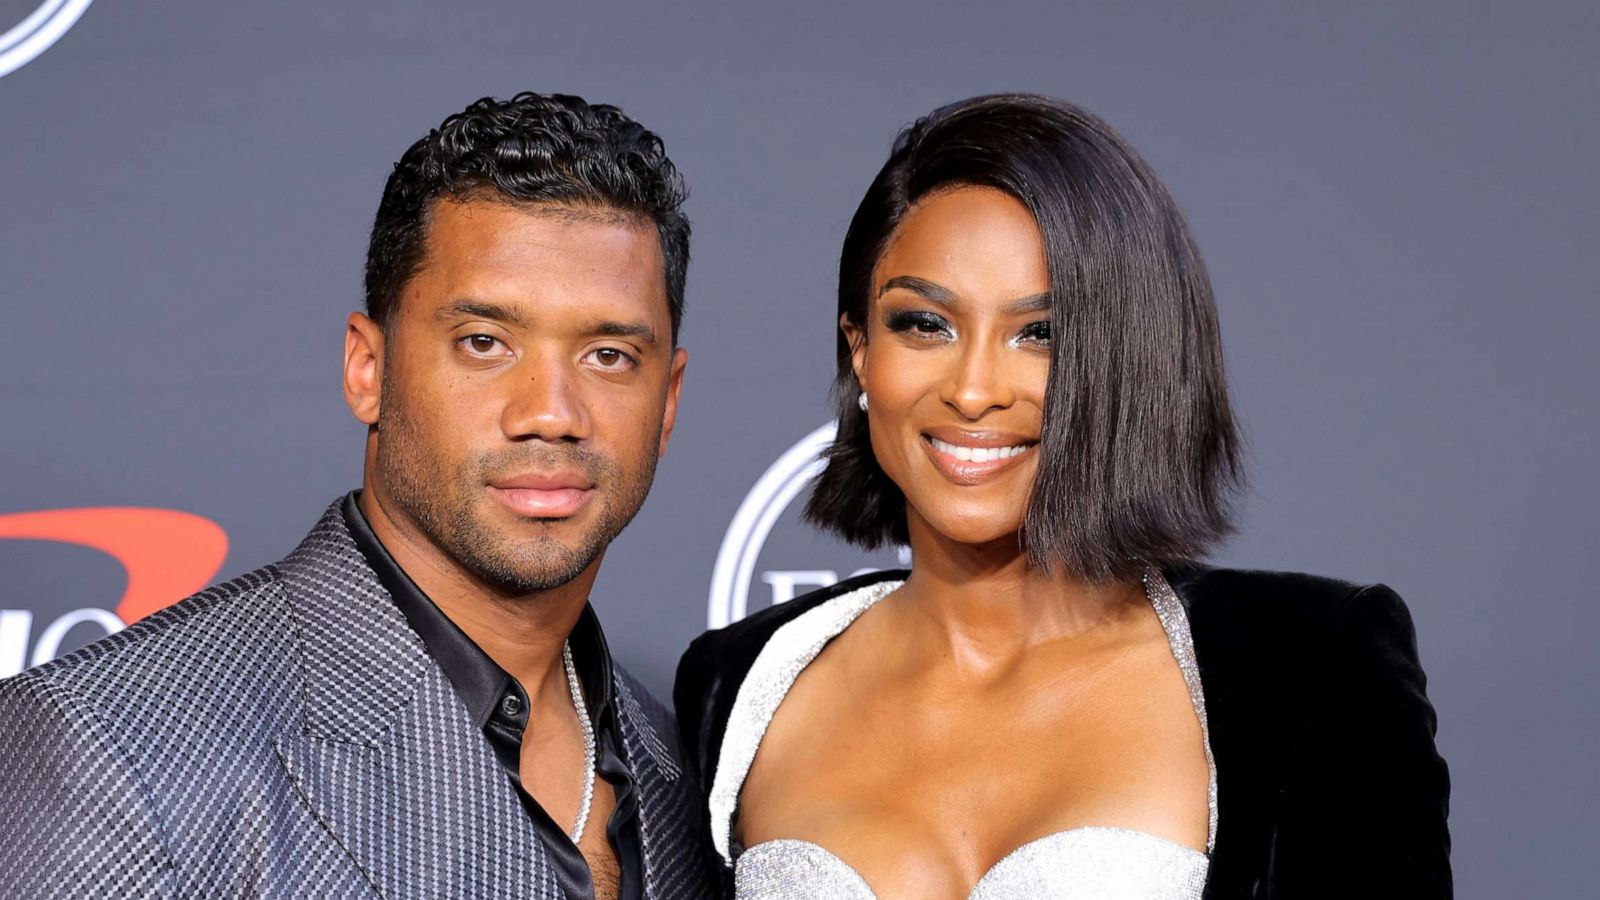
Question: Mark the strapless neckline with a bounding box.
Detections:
[737,827,1209,899]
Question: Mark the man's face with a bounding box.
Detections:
[354,198,685,594]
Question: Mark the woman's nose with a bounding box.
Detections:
[942,342,1016,420]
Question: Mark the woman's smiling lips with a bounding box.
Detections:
[486,471,595,518]
[920,427,1038,485]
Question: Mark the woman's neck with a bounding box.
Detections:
[889,512,1144,675]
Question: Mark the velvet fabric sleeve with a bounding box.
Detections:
[673,632,719,840]
[674,630,740,896]
[1267,584,1452,898]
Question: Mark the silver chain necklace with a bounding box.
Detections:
[561,640,597,843]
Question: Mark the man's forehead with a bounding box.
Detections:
[400,197,667,325]
[423,198,655,261]
[431,193,647,230]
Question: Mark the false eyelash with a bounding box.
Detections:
[1017,321,1052,342]
[885,310,950,335]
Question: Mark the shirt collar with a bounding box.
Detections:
[340,491,617,731]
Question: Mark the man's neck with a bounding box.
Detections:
[356,486,600,703]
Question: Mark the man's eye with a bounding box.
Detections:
[459,334,507,356]
[589,347,636,370]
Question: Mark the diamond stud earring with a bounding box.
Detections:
[857,392,869,412]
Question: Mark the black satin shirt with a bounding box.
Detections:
[343,493,642,900]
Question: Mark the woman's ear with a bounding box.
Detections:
[841,312,867,389]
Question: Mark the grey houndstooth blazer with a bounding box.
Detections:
[0,500,723,899]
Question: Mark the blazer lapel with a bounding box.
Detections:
[614,668,728,900]
[272,503,560,899]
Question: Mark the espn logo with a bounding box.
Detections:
[0,507,226,677]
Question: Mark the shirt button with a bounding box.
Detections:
[500,694,522,717]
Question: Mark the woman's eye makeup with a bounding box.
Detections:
[1015,320,1052,346]
[885,309,953,339]
[881,309,1052,349]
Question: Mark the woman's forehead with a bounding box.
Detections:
[873,187,1049,307]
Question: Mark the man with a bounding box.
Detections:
[0,93,720,899]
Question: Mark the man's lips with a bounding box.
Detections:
[486,472,595,518]
[920,428,1038,485]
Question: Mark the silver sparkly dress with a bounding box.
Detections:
[710,572,1218,900]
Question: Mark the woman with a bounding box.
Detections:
[676,94,1450,899]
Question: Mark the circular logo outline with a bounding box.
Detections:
[0,0,95,79]
[707,421,837,629]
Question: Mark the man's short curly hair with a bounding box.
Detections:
[364,92,691,340]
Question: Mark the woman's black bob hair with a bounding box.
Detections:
[804,93,1242,582]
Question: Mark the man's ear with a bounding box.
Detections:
[657,346,688,457]
[840,312,868,390]
[344,312,384,426]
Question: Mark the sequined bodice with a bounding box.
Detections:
[737,828,1208,899]
[712,573,1218,900]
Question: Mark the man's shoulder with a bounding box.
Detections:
[1,563,299,741]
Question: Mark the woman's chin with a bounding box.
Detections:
[919,517,1026,554]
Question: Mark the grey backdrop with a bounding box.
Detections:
[2,1,1595,895]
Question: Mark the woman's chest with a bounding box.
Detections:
[737,664,1212,890]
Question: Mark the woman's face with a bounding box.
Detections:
[845,186,1052,548]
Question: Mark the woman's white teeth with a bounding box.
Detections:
[929,437,1030,463]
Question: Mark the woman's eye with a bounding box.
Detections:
[589,347,636,370]
[1017,321,1052,345]
[886,311,952,339]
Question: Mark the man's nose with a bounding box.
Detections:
[500,353,590,443]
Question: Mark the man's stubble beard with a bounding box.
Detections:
[375,382,660,596]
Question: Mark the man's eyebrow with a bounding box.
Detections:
[880,276,1052,315]
[589,321,658,345]
[434,301,658,345]
[434,298,531,328]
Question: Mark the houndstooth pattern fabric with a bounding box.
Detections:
[0,499,723,899]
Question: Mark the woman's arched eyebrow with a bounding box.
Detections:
[1004,292,1053,314]
[879,275,1051,314]
[879,275,956,305]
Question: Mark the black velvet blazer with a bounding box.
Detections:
[674,565,1452,899]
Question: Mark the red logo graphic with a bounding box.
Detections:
[0,508,228,624]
